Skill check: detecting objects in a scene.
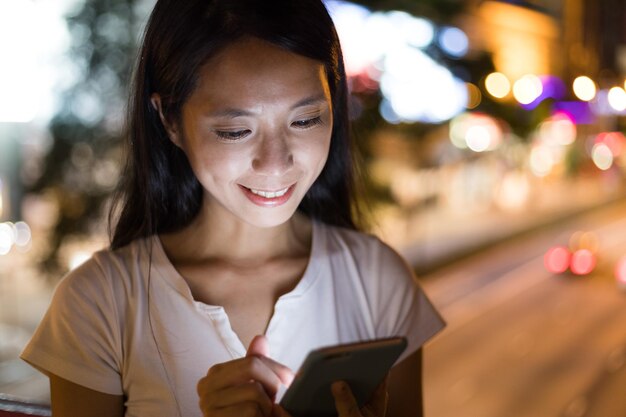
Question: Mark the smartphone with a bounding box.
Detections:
[279,336,407,417]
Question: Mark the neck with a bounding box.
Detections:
[159,201,312,267]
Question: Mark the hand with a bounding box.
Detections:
[331,376,389,417]
[198,335,294,417]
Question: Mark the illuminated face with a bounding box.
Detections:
[165,37,333,228]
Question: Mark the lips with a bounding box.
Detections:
[239,183,296,207]
[248,186,290,199]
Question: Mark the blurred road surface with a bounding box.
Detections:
[422,199,626,417]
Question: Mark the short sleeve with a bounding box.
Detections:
[370,238,445,364]
[20,258,124,395]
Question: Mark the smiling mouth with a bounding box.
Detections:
[239,183,297,207]
[247,186,291,199]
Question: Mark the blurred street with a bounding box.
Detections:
[422,198,626,417]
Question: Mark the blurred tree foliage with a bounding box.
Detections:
[30,0,150,277]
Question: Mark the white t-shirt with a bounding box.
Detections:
[21,221,445,417]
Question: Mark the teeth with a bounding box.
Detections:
[249,186,290,198]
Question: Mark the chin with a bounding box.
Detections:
[242,209,298,229]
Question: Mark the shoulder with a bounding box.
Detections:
[55,238,149,302]
[321,223,412,278]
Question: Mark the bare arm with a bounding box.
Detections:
[49,373,125,417]
[387,348,423,417]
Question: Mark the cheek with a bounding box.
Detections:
[185,143,247,186]
[301,129,332,174]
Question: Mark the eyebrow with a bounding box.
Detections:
[291,94,328,109]
[208,94,329,119]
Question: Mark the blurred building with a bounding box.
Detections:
[562,0,626,85]
[461,0,626,87]
[464,0,560,80]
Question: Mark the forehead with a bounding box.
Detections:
[187,37,331,110]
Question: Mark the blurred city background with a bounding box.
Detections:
[1,0,626,416]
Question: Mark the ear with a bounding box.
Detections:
[150,93,183,148]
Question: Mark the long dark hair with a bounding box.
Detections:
[109,0,360,249]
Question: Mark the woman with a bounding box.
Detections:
[21,0,445,416]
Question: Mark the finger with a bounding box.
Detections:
[331,381,362,417]
[246,335,294,386]
[246,336,293,388]
[212,401,268,417]
[252,356,294,389]
[247,335,270,357]
[207,381,274,416]
[200,382,274,416]
[203,357,294,398]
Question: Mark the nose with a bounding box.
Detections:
[252,132,294,176]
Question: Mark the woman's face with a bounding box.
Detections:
[162,37,333,228]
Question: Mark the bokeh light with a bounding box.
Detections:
[326,2,467,123]
[69,251,91,270]
[484,72,511,99]
[538,112,577,146]
[466,126,491,152]
[388,10,435,48]
[380,45,468,123]
[466,83,482,109]
[591,143,614,170]
[449,112,503,152]
[570,249,596,275]
[513,74,543,105]
[529,145,554,177]
[438,26,469,58]
[324,0,373,76]
[0,223,14,255]
[495,171,530,211]
[0,0,71,123]
[14,221,32,248]
[594,132,625,157]
[572,76,597,101]
[0,221,32,255]
[607,86,626,112]
[572,231,600,253]
[544,246,571,274]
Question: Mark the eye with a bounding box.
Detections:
[214,129,251,141]
[291,116,323,129]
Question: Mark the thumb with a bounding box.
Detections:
[247,334,270,357]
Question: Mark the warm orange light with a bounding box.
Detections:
[572,76,596,101]
[484,72,510,99]
[513,74,542,105]
[477,1,557,79]
[466,83,482,109]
